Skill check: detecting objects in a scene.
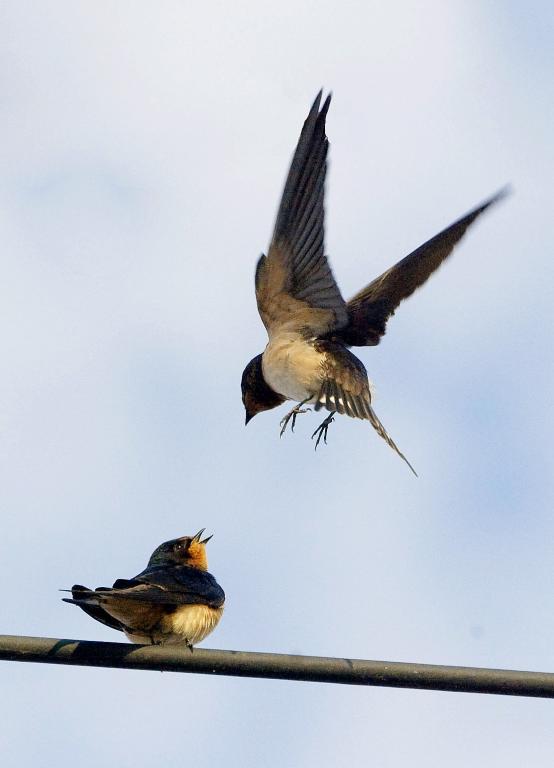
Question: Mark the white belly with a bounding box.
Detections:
[262,335,322,402]
[125,604,224,647]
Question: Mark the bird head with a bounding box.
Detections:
[148,529,213,571]
[241,353,285,424]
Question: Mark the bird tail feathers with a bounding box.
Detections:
[366,403,417,476]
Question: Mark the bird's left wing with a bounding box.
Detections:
[255,92,348,337]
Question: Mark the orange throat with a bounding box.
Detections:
[186,542,208,571]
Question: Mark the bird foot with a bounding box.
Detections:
[311,413,335,449]
[279,401,312,437]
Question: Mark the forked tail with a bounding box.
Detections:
[366,403,417,476]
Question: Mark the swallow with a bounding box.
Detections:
[62,530,224,647]
[241,90,507,472]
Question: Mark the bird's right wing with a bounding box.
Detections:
[255,92,348,337]
[107,566,225,609]
[335,189,509,346]
[64,569,224,613]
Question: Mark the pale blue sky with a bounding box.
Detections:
[1,2,553,766]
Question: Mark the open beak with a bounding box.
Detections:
[193,528,213,545]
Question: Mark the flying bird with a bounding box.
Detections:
[241,91,507,472]
[63,530,224,647]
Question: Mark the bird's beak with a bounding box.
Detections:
[193,528,213,545]
[245,411,254,425]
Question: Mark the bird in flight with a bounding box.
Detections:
[63,530,224,647]
[241,91,507,473]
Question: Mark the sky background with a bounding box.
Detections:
[1,1,553,765]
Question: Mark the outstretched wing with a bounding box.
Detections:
[335,188,509,346]
[255,91,348,337]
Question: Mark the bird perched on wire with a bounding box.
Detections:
[63,530,224,647]
[241,90,507,472]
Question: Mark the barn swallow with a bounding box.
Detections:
[241,91,507,472]
[62,530,224,647]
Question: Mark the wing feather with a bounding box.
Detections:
[255,92,348,336]
[62,585,126,631]
[335,188,509,346]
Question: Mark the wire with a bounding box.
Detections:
[1,634,553,698]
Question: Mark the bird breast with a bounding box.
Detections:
[125,604,224,646]
[262,334,323,402]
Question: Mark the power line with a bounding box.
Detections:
[1,634,552,698]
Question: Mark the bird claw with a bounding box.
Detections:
[279,404,311,437]
[311,413,335,449]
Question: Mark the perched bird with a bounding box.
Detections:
[241,91,507,472]
[63,530,224,647]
